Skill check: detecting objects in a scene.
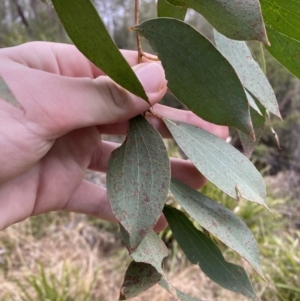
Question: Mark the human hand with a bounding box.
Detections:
[0,42,228,231]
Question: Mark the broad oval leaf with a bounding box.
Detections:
[157,0,187,20]
[260,0,300,79]
[107,115,170,251]
[214,30,281,118]
[167,0,268,43]
[121,228,168,273]
[169,179,265,279]
[164,119,267,207]
[121,228,177,298]
[51,0,148,101]
[133,18,253,135]
[164,206,258,300]
[120,262,162,300]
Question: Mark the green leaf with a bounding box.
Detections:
[130,230,176,296]
[119,262,162,300]
[120,228,177,298]
[0,76,21,108]
[133,18,253,135]
[169,179,265,279]
[245,90,262,115]
[121,229,168,273]
[260,0,300,79]
[157,0,187,20]
[51,0,148,101]
[214,30,280,118]
[164,206,258,300]
[239,100,267,158]
[120,226,199,301]
[107,115,170,251]
[167,0,268,43]
[159,278,203,301]
[164,119,267,207]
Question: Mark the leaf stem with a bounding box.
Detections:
[141,53,160,61]
[148,109,163,119]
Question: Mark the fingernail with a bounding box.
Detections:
[134,63,166,94]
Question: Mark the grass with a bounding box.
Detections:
[0,212,129,301]
[15,262,96,301]
[0,172,299,301]
[201,182,300,301]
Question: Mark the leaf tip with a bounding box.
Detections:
[259,26,271,46]
[269,107,282,120]
[119,291,126,300]
[263,37,271,47]
[248,126,256,142]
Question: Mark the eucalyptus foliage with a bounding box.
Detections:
[7,0,299,299]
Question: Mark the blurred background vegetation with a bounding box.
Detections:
[0,0,300,300]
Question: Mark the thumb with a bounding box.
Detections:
[3,60,167,138]
[49,62,168,137]
[91,62,167,126]
[133,62,166,95]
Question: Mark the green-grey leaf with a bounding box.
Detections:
[123,229,168,274]
[170,179,265,279]
[245,90,262,115]
[239,98,266,158]
[133,18,253,135]
[119,262,162,300]
[164,206,258,300]
[131,231,177,297]
[120,228,177,298]
[214,30,280,118]
[164,119,267,207]
[167,0,268,43]
[260,0,300,79]
[107,115,170,251]
[157,0,187,20]
[159,278,203,301]
[0,76,21,108]
[51,0,148,101]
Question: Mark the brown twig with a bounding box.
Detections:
[135,0,143,64]
[141,53,160,61]
[147,109,163,119]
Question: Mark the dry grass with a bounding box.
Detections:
[0,171,299,301]
[0,213,126,300]
[0,211,249,301]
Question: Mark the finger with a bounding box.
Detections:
[149,104,229,140]
[0,42,154,78]
[63,181,167,232]
[170,158,207,189]
[1,56,167,139]
[89,141,206,190]
[98,104,229,140]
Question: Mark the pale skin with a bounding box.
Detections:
[0,42,228,231]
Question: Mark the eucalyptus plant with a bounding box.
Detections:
[2,0,299,300]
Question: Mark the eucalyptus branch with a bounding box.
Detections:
[142,53,160,61]
[135,0,143,63]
